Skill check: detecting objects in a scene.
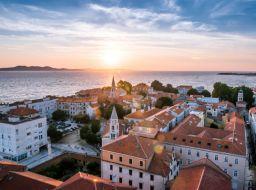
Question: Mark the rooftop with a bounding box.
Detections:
[124,108,161,120]
[8,107,38,117]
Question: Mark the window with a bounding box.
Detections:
[235,158,238,164]
[188,150,191,155]
[150,174,154,181]
[27,132,31,136]
[224,169,227,173]
[224,157,228,162]
[140,161,143,167]
[233,170,238,177]
[187,159,191,164]
[119,177,122,183]
[110,175,112,180]
[129,180,132,186]
[196,152,200,157]
[110,154,113,160]
[119,167,122,173]
[119,157,122,162]
[139,183,143,189]
[129,169,132,176]
[215,155,218,161]
[150,185,154,190]
[110,165,113,170]
[139,172,143,178]
[129,159,133,164]
[180,148,182,154]
[112,126,114,130]
[206,153,209,158]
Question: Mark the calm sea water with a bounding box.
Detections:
[0,71,255,103]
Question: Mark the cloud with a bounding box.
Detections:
[164,0,181,12]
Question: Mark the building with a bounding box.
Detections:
[57,97,97,118]
[0,107,48,161]
[171,158,232,190]
[249,107,256,143]
[102,106,124,146]
[236,90,247,118]
[158,112,246,190]
[101,135,179,190]
[0,160,135,190]
[176,85,192,95]
[124,108,161,123]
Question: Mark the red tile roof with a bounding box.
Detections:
[171,158,231,190]
[250,107,256,114]
[158,112,246,155]
[125,108,161,120]
[0,171,62,190]
[0,160,26,179]
[8,107,38,116]
[55,172,136,190]
[58,97,97,103]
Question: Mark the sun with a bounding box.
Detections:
[101,43,123,68]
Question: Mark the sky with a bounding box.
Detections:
[0,0,256,71]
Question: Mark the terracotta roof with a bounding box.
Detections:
[125,108,161,120]
[0,171,62,190]
[58,97,97,103]
[171,158,231,190]
[148,150,173,177]
[158,112,246,155]
[0,160,26,179]
[102,135,156,159]
[169,106,184,115]
[8,107,38,116]
[55,172,136,190]
[135,120,165,130]
[155,111,175,125]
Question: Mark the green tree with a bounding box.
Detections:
[232,86,254,108]
[138,91,147,98]
[212,82,233,101]
[164,84,179,93]
[151,80,164,91]
[80,125,90,140]
[73,114,90,124]
[47,125,62,142]
[91,120,101,134]
[201,90,211,97]
[104,103,129,120]
[187,88,200,95]
[86,161,100,176]
[155,97,173,109]
[52,109,67,121]
[117,80,132,94]
[85,131,100,145]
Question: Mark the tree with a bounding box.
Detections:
[86,161,100,176]
[52,110,67,121]
[155,97,173,109]
[187,88,199,95]
[210,123,218,129]
[212,82,233,101]
[47,125,62,142]
[138,90,147,98]
[117,80,132,94]
[164,84,179,93]
[104,103,128,120]
[73,114,90,124]
[151,80,164,91]
[91,120,101,134]
[201,90,211,97]
[80,125,90,140]
[232,86,254,108]
[85,131,100,145]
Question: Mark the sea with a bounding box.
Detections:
[0,71,255,103]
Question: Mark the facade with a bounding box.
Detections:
[171,158,232,190]
[159,112,247,190]
[101,135,179,190]
[249,107,256,143]
[0,160,134,190]
[0,108,48,161]
[176,85,192,95]
[57,97,97,118]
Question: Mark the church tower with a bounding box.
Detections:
[110,75,116,98]
[110,106,119,140]
[237,89,244,102]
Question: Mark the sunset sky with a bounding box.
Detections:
[0,0,256,71]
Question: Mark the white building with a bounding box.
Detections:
[197,97,220,104]
[57,97,98,118]
[161,112,247,190]
[249,107,256,143]
[0,108,48,161]
[101,135,179,190]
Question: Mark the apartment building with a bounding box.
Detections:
[0,107,48,161]
[101,135,179,190]
[249,107,256,143]
[57,97,97,118]
[159,112,247,190]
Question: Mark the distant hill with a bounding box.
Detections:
[218,72,256,76]
[0,66,78,71]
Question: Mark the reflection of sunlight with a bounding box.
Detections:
[154,144,164,154]
[101,42,124,68]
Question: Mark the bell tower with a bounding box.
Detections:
[110,106,119,140]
